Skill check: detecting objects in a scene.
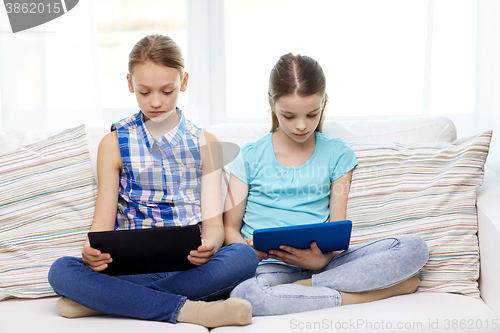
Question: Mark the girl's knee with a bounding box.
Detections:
[49,257,71,279]
[230,277,261,303]
[225,243,259,275]
[48,257,81,293]
[230,242,259,260]
[401,234,429,267]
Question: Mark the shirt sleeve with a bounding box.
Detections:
[330,138,358,182]
[227,143,252,184]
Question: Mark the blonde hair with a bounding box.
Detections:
[268,53,328,132]
[128,34,185,77]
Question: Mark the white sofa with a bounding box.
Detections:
[1,116,499,333]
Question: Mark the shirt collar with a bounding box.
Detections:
[162,107,186,148]
[137,108,186,153]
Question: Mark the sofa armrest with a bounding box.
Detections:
[477,164,500,318]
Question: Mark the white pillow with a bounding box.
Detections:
[347,131,492,298]
[205,116,457,149]
[0,125,95,300]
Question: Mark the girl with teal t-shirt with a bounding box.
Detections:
[224,53,429,316]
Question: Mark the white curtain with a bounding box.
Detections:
[0,0,102,130]
[222,0,477,121]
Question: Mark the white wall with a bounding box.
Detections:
[475,0,500,176]
[432,1,499,177]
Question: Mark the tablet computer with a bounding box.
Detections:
[88,224,201,276]
[252,220,352,253]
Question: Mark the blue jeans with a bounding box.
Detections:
[230,234,429,316]
[48,243,259,323]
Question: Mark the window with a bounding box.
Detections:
[94,0,477,126]
[0,0,100,129]
[428,0,476,115]
[95,0,187,123]
[223,0,476,121]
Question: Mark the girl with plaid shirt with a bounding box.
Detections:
[48,35,258,328]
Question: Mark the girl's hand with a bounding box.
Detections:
[188,239,217,266]
[268,242,339,270]
[81,238,113,272]
[245,237,268,261]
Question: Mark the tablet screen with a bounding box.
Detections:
[88,225,201,275]
[252,220,352,253]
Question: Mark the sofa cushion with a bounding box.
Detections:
[210,120,489,298]
[0,125,96,300]
[0,128,61,154]
[0,297,209,333]
[211,292,498,333]
[347,131,492,298]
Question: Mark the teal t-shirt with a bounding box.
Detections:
[228,131,358,240]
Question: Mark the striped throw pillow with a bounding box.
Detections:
[0,125,96,300]
[346,131,492,298]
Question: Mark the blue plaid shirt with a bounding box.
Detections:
[111,108,202,230]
